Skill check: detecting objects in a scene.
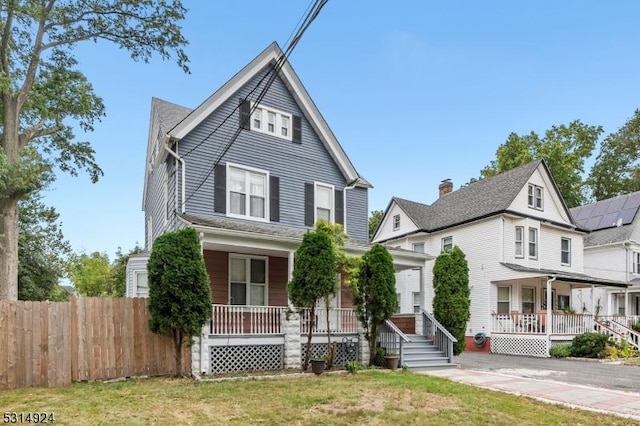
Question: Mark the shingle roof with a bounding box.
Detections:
[394,159,544,232]
[570,191,640,247]
[501,263,629,288]
[152,97,192,135]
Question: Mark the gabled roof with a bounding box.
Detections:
[571,190,640,247]
[152,97,191,135]
[162,42,370,188]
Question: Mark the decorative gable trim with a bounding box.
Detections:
[166,42,371,189]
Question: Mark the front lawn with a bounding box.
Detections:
[0,371,631,425]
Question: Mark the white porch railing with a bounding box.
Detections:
[492,313,546,334]
[299,308,358,334]
[209,305,286,335]
[551,313,594,335]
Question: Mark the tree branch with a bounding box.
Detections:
[19,122,62,147]
[0,0,16,76]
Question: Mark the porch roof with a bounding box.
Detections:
[500,262,630,288]
[179,213,431,269]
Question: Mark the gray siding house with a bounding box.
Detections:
[127,42,426,374]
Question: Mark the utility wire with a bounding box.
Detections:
[182,0,328,206]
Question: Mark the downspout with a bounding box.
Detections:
[164,136,186,213]
[342,181,358,234]
[546,276,556,338]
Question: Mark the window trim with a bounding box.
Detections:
[497,286,511,315]
[561,237,571,266]
[228,254,269,306]
[226,162,270,223]
[441,236,453,252]
[393,214,400,231]
[528,227,538,259]
[412,242,425,253]
[313,181,335,224]
[514,226,524,258]
[633,252,640,274]
[250,102,292,141]
[521,286,536,314]
[527,183,544,210]
[134,270,149,298]
[412,291,421,314]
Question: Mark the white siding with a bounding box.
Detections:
[374,202,418,242]
[126,255,150,298]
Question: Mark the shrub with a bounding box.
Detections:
[606,339,637,359]
[632,321,640,333]
[549,343,572,358]
[345,361,368,374]
[570,332,609,358]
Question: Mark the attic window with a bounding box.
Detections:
[528,184,543,210]
[250,103,292,141]
[393,214,400,230]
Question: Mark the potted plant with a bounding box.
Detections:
[384,352,400,371]
[310,355,327,375]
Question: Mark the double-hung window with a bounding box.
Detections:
[230,256,267,306]
[528,228,538,259]
[413,292,421,314]
[521,287,535,314]
[561,238,571,265]
[497,286,511,314]
[633,252,640,274]
[442,236,453,252]
[250,103,292,141]
[412,242,425,253]
[315,183,334,223]
[528,184,543,210]
[393,214,400,230]
[228,164,268,221]
[514,226,524,258]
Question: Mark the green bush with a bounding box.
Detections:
[549,343,572,358]
[631,321,640,333]
[570,332,609,358]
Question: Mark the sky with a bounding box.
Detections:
[41,0,640,259]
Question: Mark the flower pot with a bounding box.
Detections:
[310,359,326,375]
[384,355,400,371]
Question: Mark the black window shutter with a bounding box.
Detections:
[270,176,280,222]
[292,115,302,144]
[239,99,250,130]
[304,183,314,226]
[214,165,226,213]
[335,189,344,225]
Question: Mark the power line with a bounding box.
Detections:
[181,0,328,207]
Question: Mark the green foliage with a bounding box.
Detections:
[588,109,640,200]
[605,339,637,359]
[315,220,360,287]
[549,343,572,358]
[354,244,397,365]
[432,246,470,355]
[632,321,640,333]
[345,360,368,374]
[110,244,143,297]
[570,332,609,358]
[66,251,114,297]
[368,210,384,241]
[478,121,602,208]
[147,228,211,376]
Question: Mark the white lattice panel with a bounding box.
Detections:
[491,335,549,357]
[210,344,283,374]
[301,338,359,366]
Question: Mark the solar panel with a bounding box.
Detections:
[572,203,594,220]
[620,208,639,225]
[624,191,640,210]
[591,199,611,217]
[606,196,627,214]
[585,216,603,230]
[575,192,640,230]
[601,212,621,228]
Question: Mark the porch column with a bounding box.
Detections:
[546,277,554,337]
[607,292,613,316]
[625,289,629,315]
[416,267,424,334]
[590,285,595,316]
[283,250,301,369]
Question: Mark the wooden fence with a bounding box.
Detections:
[0,298,190,390]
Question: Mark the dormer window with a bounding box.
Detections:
[393,214,400,230]
[253,108,262,129]
[528,184,543,210]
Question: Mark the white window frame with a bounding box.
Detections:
[396,293,402,314]
[633,252,640,274]
[314,182,335,224]
[412,242,425,253]
[393,214,400,231]
[441,236,453,252]
[521,286,535,314]
[228,254,269,306]
[497,286,511,315]
[250,102,292,141]
[134,271,149,298]
[226,162,270,223]
[528,227,538,259]
[528,183,544,210]
[514,226,524,258]
[412,292,421,314]
[561,237,571,266]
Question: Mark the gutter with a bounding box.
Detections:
[342,180,358,234]
[163,135,186,213]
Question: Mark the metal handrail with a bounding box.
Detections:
[422,310,457,364]
[422,310,457,342]
[383,319,412,342]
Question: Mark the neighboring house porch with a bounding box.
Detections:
[488,264,633,357]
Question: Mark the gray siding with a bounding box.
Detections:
[177,66,369,241]
[125,255,149,297]
[144,153,172,250]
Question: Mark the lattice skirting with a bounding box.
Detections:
[301,338,359,366]
[490,335,549,357]
[210,344,284,374]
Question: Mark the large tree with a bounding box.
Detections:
[66,250,113,297]
[110,244,143,297]
[588,110,640,200]
[368,209,384,241]
[148,227,211,377]
[0,1,189,300]
[354,243,397,366]
[18,188,71,300]
[478,121,602,208]
[432,246,470,356]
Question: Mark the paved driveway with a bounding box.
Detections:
[456,352,640,393]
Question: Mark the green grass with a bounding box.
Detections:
[0,371,633,425]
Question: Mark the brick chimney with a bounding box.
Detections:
[439,179,453,198]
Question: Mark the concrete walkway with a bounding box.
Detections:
[419,367,640,422]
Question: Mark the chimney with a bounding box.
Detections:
[439,179,453,198]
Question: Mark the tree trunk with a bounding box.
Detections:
[303,305,315,371]
[368,322,378,366]
[0,196,19,300]
[173,329,183,378]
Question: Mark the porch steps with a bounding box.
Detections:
[402,334,456,370]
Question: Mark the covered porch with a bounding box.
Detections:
[489,263,631,357]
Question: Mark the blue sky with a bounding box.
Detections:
[42,1,640,258]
